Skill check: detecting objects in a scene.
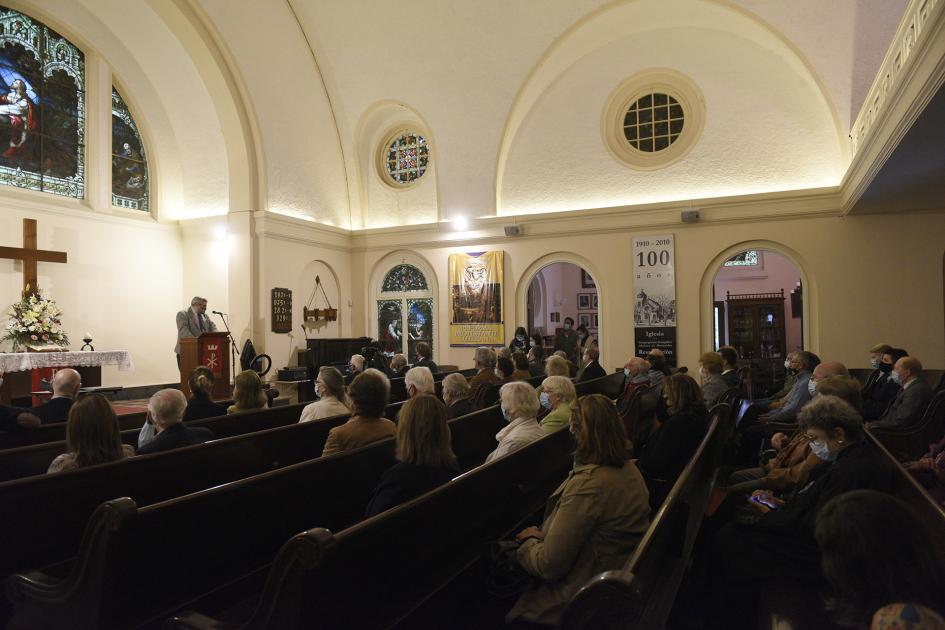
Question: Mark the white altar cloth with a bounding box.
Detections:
[0,351,134,373]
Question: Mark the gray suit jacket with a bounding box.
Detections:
[701,375,729,407]
[871,378,934,429]
[175,308,218,354]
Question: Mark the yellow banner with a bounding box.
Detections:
[449,251,504,346]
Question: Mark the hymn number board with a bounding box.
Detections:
[271,288,292,334]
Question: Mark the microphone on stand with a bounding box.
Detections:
[212,310,227,316]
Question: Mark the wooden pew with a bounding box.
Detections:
[557,403,732,630]
[0,409,146,450]
[869,389,945,460]
[3,405,510,630]
[169,428,576,630]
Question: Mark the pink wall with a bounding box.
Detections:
[529,262,598,336]
[713,250,804,353]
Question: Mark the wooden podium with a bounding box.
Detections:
[179,332,230,399]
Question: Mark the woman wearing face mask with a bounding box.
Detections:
[862,347,908,421]
[575,324,595,364]
[509,326,530,354]
[538,375,577,434]
[553,317,579,363]
[707,395,894,624]
[299,366,351,423]
[485,381,544,463]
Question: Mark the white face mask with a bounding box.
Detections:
[810,439,837,462]
[869,358,880,369]
[890,370,903,385]
[624,367,631,377]
[494,368,502,378]
[784,359,791,369]
[808,379,817,397]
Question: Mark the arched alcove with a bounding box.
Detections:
[516,252,603,364]
[368,250,439,361]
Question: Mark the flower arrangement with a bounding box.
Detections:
[2,289,69,351]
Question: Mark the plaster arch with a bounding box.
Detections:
[515,252,604,364]
[494,0,847,215]
[700,240,818,356]
[353,100,441,229]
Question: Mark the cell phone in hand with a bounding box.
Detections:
[750,495,780,510]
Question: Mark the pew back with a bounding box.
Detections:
[870,389,945,460]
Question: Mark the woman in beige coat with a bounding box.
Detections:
[507,394,651,626]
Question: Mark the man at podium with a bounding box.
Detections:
[175,296,218,366]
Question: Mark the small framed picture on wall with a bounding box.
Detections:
[577,293,592,309]
[578,312,593,328]
[581,269,596,288]
[592,294,599,309]
[593,313,599,327]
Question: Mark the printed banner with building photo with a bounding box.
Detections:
[633,235,677,366]
[449,251,505,346]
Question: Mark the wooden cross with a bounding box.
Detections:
[0,218,67,296]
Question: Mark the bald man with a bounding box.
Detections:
[137,389,214,455]
[808,361,850,397]
[869,357,934,430]
[19,368,82,425]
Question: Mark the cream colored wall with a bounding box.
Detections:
[0,205,183,387]
[353,209,945,374]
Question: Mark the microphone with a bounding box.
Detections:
[212,310,226,316]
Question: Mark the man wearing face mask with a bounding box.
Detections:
[863,348,908,421]
[868,356,933,430]
[862,343,892,396]
[553,317,579,363]
[617,356,654,416]
[698,352,728,407]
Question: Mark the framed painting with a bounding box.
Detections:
[577,293,592,309]
[581,269,596,288]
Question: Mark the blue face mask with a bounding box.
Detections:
[810,439,837,462]
[890,370,903,385]
[539,392,552,410]
[808,379,817,397]
[870,358,880,369]
[516,335,525,342]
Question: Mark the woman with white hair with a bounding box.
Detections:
[538,376,577,434]
[485,381,544,463]
[442,372,475,419]
[348,354,366,375]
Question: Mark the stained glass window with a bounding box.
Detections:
[381,264,428,292]
[724,250,760,267]
[407,298,434,359]
[624,92,684,153]
[385,132,429,185]
[0,7,84,198]
[111,87,147,211]
[377,300,403,354]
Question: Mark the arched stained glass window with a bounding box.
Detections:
[0,6,85,198]
[381,264,428,292]
[111,87,147,211]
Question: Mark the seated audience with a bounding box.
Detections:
[414,342,437,373]
[698,351,727,407]
[511,352,532,381]
[299,366,351,423]
[227,370,268,414]
[869,356,933,430]
[509,326,530,354]
[617,356,651,413]
[553,350,578,378]
[496,347,512,362]
[815,490,945,629]
[577,346,606,383]
[538,375,576,434]
[645,352,669,392]
[554,317,579,363]
[863,347,908,421]
[757,352,799,410]
[365,394,459,517]
[20,368,81,425]
[904,432,945,505]
[726,376,862,495]
[183,366,227,422]
[718,346,740,387]
[389,353,409,378]
[405,365,435,398]
[138,389,214,455]
[496,356,515,384]
[442,372,476,419]
[48,394,135,473]
[485,381,544,463]
[526,346,544,377]
[637,373,709,509]
[529,334,545,362]
[760,351,821,423]
[321,368,395,456]
[507,394,650,626]
[709,396,893,623]
[862,343,893,394]
[348,353,366,376]
[468,346,500,399]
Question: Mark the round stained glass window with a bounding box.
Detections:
[385,132,430,185]
[623,92,685,153]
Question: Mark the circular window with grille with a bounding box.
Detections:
[602,70,704,170]
[382,131,430,186]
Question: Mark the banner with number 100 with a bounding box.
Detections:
[632,234,677,367]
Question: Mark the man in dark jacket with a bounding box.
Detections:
[868,356,934,430]
[138,389,214,455]
[5,368,81,427]
[415,342,438,374]
[442,373,476,419]
[577,347,606,382]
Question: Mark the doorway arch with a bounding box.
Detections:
[517,252,604,364]
[700,241,817,357]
